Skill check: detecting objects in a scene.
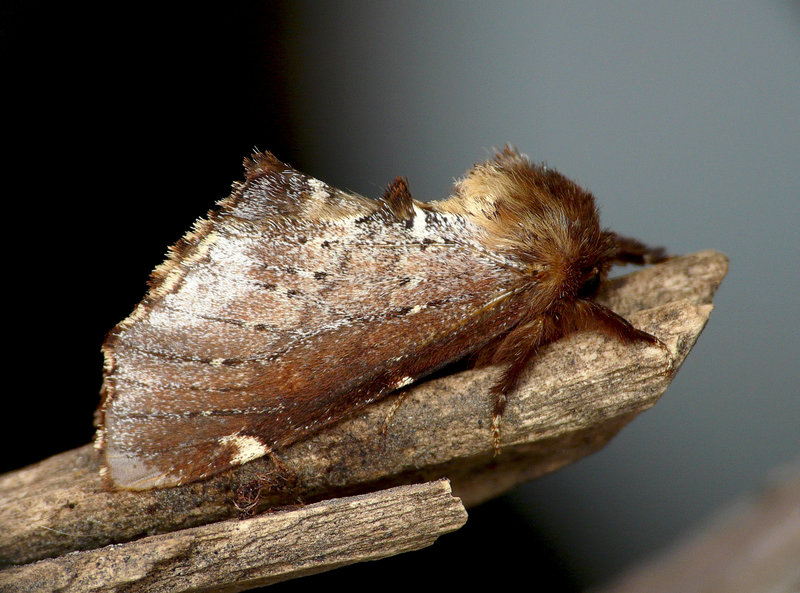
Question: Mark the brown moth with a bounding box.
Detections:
[96,147,668,489]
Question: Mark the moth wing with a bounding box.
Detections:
[99,153,527,488]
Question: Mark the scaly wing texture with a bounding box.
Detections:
[98,153,529,488]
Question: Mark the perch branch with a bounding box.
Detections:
[0,251,728,589]
[0,479,466,592]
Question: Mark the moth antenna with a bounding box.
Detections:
[610,233,669,265]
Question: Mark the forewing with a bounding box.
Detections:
[99,155,527,488]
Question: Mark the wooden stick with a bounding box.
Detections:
[0,479,466,593]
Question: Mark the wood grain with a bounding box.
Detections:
[0,479,466,592]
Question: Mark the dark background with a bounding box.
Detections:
[3,2,798,590]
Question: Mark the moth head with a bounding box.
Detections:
[576,265,602,299]
[548,241,615,307]
[444,147,617,304]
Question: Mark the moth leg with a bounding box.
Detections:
[234,452,299,516]
[484,317,560,456]
[490,349,539,457]
[611,233,669,265]
[575,300,673,374]
[380,390,412,435]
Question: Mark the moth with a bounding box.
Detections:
[96,147,668,489]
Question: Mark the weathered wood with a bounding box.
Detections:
[0,479,467,593]
[600,458,800,593]
[0,251,728,575]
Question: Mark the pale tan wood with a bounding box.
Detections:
[0,251,728,586]
[0,479,466,593]
[599,458,800,593]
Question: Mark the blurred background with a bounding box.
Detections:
[3,2,798,590]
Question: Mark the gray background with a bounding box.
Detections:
[276,0,800,584]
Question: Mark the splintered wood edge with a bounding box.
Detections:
[0,479,467,593]
[0,250,729,570]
